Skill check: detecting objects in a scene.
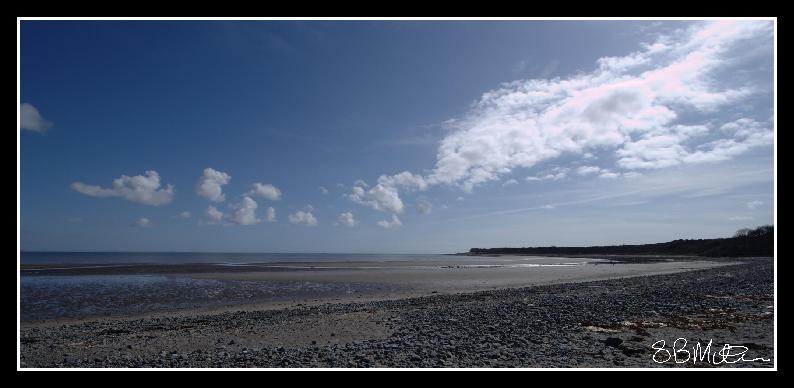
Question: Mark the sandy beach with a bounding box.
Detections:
[21,256,732,323]
[19,257,773,368]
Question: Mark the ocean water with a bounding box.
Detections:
[19,252,598,321]
[20,274,401,321]
[20,251,459,265]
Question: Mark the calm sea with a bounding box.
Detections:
[20,252,459,265]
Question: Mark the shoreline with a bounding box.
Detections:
[21,259,736,327]
[19,259,773,368]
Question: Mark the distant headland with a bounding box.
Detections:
[468,225,773,257]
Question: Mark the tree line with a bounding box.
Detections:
[469,225,774,257]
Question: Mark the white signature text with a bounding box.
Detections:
[651,338,770,365]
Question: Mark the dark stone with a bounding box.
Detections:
[605,337,623,347]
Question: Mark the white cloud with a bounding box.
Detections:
[179,211,191,219]
[347,171,430,214]
[20,103,52,133]
[576,166,602,175]
[319,186,329,195]
[598,171,620,179]
[230,196,260,225]
[746,200,763,210]
[347,182,404,214]
[728,215,754,221]
[344,21,772,215]
[550,165,626,179]
[289,210,317,226]
[247,183,282,201]
[266,207,276,222]
[377,214,402,229]
[526,172,567,182]
[422,21,772,190]
[197,168,231,202]
[71,170,175,206]
[206,205,224,224]
[337,211,357,227]
[377,171,429,191]
[135,217,152,228]
[416,198,433,214]
[354,179,369,188]
[502,179,518,186]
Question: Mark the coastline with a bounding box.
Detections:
[19,258,773,368]
[20,257,733,325]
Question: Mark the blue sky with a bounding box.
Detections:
[19,20,775,253]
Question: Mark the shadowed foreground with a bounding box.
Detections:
[20,259,773,368]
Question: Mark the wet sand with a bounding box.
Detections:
[19,259,774,368]
[20,256,735,323]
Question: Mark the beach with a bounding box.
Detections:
[19,256,773,368]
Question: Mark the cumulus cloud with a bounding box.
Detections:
[230,196,260,225]
[205,205,224,224]
[526,172,566,182]
[247,183,282,201]
[576,166,623,178]
[377,214,402,229]
[20,103,53,133]
[179,211,192,219]
[337,211,357,227]
[266,207,276,222]
[577,166,602,175]
[502,179,518,186]
[71,170,175,206]
[196,168,231,202]
[377,171,429,191]
[746,200,763,210]
[425,21,772,192]
[346,171,430,214]
[346,21,773,217]
[319,186,329,195]
[416,198,433,214]
[598,171,620,179]
[135,217,152,228]
[289,210,318,226]
[347,182,405,214]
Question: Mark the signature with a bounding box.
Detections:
[651,338,771,365]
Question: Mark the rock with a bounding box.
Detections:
[605,337,623,347]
